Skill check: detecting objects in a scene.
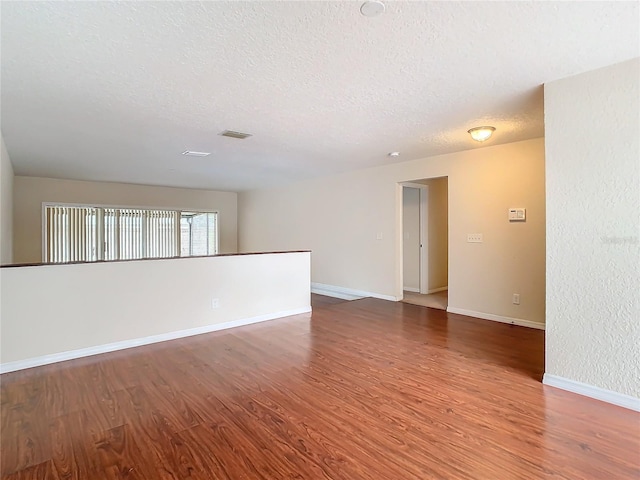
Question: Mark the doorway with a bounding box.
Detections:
[401,177,448,310]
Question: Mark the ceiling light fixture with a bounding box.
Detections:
[468,126,496,142]
[388,151,400,157]
[360,0,385,17]
[182,151,211,157]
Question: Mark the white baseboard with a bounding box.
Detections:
[427,286,448,294]
[311,282,398,302]
[446,306,545,330]
[543,374,640,412]
[403,287,420,293]
[0,306,311,374]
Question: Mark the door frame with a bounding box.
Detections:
[400,182,429,294]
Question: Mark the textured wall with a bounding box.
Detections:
[240,138,545,325]
[13,176,238,263]
[545,59,640,397]
[0,135,14,265]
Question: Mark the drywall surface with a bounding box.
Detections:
[0,135,14,265]
[402,187,420,290]
[422,177,448,290]
[240,138,545,325]
[1,252,310,366]
[545,58,640,397]
[13,176,238,263]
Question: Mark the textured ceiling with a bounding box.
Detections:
[1,1,638,192]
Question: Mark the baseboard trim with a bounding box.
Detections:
[0,306,312,374]
[543,374,640,412]
[311,282,398,302]
[446,306,545,330]
[427,286,448,294]
[403,287,420,293]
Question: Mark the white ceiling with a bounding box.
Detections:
[1,1,638,192]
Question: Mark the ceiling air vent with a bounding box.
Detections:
[219,130,252,139]
[182,151,211,157]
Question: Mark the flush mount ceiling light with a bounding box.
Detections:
[182,151,211,157]
[468,126,496,142]
[360,0,385,17]
[388,151,400,157]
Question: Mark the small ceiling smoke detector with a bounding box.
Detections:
[388,151,400,157]
[468,126,496,142]
[219,130,252,139]
[360,0,385,17]
[182,151,211,157]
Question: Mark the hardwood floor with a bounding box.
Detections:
[311,293,349,308]
[1,298,638,479]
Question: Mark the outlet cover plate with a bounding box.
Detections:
[467,233,483,243]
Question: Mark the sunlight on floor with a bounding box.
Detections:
[402,290,448,310]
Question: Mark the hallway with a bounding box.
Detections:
[402,290,448,310]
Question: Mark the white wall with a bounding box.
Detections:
[240,138,545,325]
[13,176,238,263]
[402,187,420,291]
[0,252,310,370]
[545,58,639,398]
[0,135,14,265]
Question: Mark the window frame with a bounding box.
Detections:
[41,202,220,263]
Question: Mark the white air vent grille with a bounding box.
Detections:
[182,151,211,157]
[219,130,252,139]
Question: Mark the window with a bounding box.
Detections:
[180,212,217,257]
[44,204,218,264]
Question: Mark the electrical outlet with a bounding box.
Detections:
[467,233,483,243]
[211,298,220,309]
[512,294,520,305]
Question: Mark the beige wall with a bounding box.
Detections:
[544,59,639,398]
[402,187,420,291]
[0,135,14,265]
[421,177,448,291]
[239,137,545,325]
[13,176,238,263]
[1,252,310,369]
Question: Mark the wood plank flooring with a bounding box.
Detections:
[310,293,349,308]
[1,297,638,479]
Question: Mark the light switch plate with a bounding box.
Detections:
[467,233,483,243]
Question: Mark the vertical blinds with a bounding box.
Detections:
[45,205,209,264]
[103,208,179,261]
[46,206,98,263]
